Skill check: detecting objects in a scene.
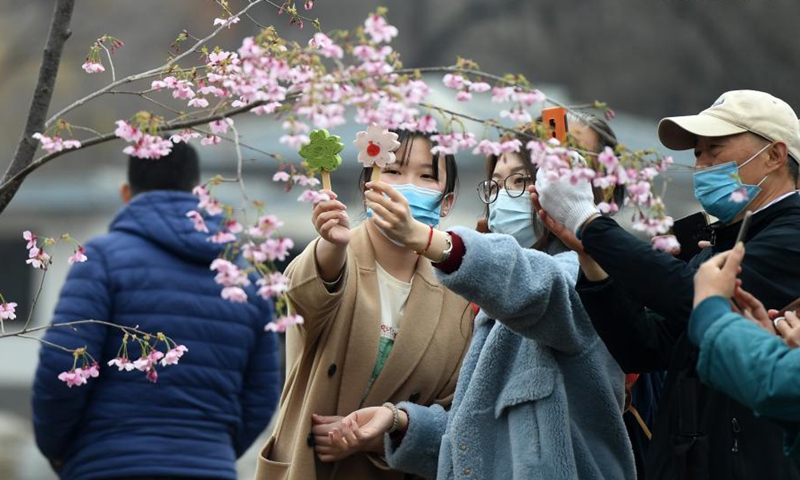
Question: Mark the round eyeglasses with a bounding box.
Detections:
[476,172,532,204]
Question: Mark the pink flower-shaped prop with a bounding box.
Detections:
[354,123,400,182]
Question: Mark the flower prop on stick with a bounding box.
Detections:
[299,129,344,191]
[354,123,400,182]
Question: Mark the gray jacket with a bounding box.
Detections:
[385,228,635,479]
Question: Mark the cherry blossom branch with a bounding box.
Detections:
[0,99,273,200]
[0,318,154,340]
[43,0,267,129]
[229,123,249,201]
[0,0,75,217]
[20,270,48,334]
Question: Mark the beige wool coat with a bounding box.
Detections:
[255,225,473,480]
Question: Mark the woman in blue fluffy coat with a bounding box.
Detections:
[315,138,636,480]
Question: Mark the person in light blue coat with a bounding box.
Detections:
[690,242,800,457]
[314,145,635,479]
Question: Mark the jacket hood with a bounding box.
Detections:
[109,191,225,264]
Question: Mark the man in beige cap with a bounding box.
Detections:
[534,90,800,479]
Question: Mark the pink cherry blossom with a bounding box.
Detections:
[456,91,472,102]
[468,82,491,93]
[170,130,201,144]
[114,120,142,142]
[364,14,398,43]
[298,189,331,204]
[161,345,188,366]
[652,235,681,253]
[186,210,209,233]
[242,242,268,263]
[499,107,532,124]
[291,175,320,187]
[430,132,477,156]
[68,245,88,265]
[207,231,237,244]
[188,97,209,108]
[107,356,136,371]
[209,118,233,135]
[221,286,248,303]
[309,33,343,59]
[80,362,100,379]
[58,369,88,388]
[279,134,311,149]
[249,215,283,238]
[473,139,503,156]
[491,87,516,103]
[146,369,158,383]
[272,171,291,182]
[201,135,221,146]
[730,187,749,203]
[597,201,619,214]
[500,139,522,154]
[0,302,17,321]
[516,90,546,106]
[31,133,82,153]
[224,219,243,234]
[26,247,51,270]
[123,134,173,159]
[598,147,619,170]
[81,61,105,74]
[442,74,468,90]
[265,313,304,333]
[257,272,290,299]
[213,16,241,28]
[414,115,437,133]
[23,231,36,250]
[263,238,294,262]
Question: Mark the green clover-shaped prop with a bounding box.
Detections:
[299,129,344,191]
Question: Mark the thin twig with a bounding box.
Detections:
[21,270,47,333]
[100,43,116,82]
[44,0,267,129]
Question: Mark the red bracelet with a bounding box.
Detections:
[415,225,434,255]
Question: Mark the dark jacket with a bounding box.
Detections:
[32,191,280,480]
[576,192,800,479]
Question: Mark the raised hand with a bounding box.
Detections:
[312,189,351,247]
[364,181,429,250]
[692,243,744,308]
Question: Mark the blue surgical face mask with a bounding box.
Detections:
[368,183,443,227]
[693,143,771,224]
[488,190,539,248]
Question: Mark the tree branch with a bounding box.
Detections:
[0,0,75,216]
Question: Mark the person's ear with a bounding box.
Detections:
[765,142,789,173]
[439,192,455,217]
[120,183,132,204]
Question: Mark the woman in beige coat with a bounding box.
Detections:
[255,131,473,480]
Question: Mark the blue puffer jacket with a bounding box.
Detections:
[32,191,280,480]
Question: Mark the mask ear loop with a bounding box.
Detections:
[739,142,772,170]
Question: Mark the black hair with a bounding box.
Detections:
[357,130,459,205]
[128,140,200,196]
[567,112,626,207]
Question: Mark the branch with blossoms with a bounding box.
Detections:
[2,0,690,346]
[1,232,187,387]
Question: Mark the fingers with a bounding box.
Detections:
[365,181,406,204]
[721,243,745,275]
[698,240,712,249]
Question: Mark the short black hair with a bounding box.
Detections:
[128,140,200,196]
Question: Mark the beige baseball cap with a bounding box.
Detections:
[658,90,800,164]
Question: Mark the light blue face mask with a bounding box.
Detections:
[488,190,539,248]
[693,143,771,224]
[367,183,443,227]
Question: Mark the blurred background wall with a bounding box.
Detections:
[1,0,798,478]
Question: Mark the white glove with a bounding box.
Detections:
[535,167,599,235]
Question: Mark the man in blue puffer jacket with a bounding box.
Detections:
[31,141,281,480]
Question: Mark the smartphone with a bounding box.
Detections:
[778,298,800,317]
[671,211,710,262]
[735,210,753,245]
[541,106,568,143]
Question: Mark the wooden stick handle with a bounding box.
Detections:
[372,165,381,183]
[321,170,331,191]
